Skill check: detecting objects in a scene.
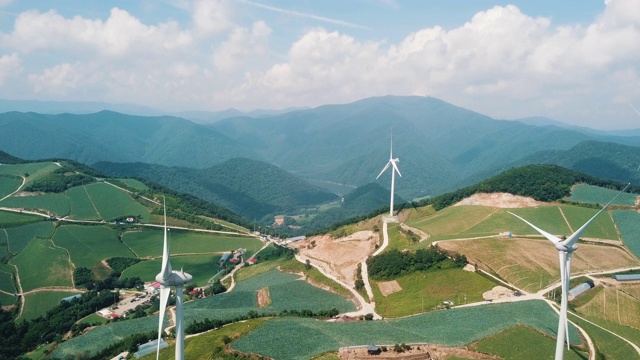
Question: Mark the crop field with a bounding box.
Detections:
[117,178,148,191]
[53,225,135,269]
[0,193,71,217]
[405,205,497,238]
[84,182,151,221]
[65,186,100,219]
[10,238,73,291]
[0,175,22,198]
[560,206,618,240]
[122,228,260,257]
[76,313,108,326]
[232,300,579,360]
[372,268,497,318]
[570,315,640,360]
[576,285,640,329]
[0,262,15,295]
[439,238,640,293]
[0,162,57,178]
[0,210,43,227]
[472,325,587,360]
[20,291,81,321]
[50,315,158,359]
[611,210,640,259]
[5,221,54,254]
[0,229,7,259]
[569,185,638,206]
[121,254,223,286]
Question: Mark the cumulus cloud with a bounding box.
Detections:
[28,63,82,94]
[192,0,234,35]
[213,20,271,72]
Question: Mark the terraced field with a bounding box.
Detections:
[5,221,55,254]
[576,285,640,330]
[569,184,638,206]
[10,238,73,291]
[53,225,135,270]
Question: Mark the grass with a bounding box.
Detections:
[576,285,640,329]
[0,162,58,178]
[232,300,580,360]
[122,228,261,258]
[569,314,640,360]
[372,268,497,318]
[611,210,640,259]
[569,185,638,206]
[0,291,16,307]
[279,258,353,298]
[65,186,100,220]
[117,178,149,191]
[0,175,22,198]
[20,291,83,321]
[471,325,588,360]
[0,262,16,298]
[0,193,71,217]
[0,210,44,227]
[5,221,55,254]
[383,223,415,251]
[10,238,73,291]
[76,313,109,326]
[52,225,136,270]
[83,182,151,222]
[560,205,618,240]
[405,205,497,238]
[25,343,55,360]
[121,254,223,286]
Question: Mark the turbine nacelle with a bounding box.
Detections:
[156,271,193,286]
[555,243,578,253]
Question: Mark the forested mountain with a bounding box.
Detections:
[93,158,338,220]
[0,111,259,167]
[0,150,23,164]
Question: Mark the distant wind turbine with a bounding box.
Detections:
[508,184,629,360]
[156,198,192,360]
[376,135,402,217]
[630,103,640,116]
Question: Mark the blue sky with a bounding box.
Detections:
[0,0,638,129]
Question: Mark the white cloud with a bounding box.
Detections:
[0,53,20,84]
[28,63,82,94]
[213,20,271,71]
[192,0,234,36]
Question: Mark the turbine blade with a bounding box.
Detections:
[156,286,171,360]
[160,198,172,280]
[562,183,630,247]
[390,135,393,160]
[507,211,562,244]
[564,253,572,349]
[376,162,391,179]
[391,160,402,177]
[630,103,640,116]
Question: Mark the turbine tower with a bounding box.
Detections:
[156,199,192,360]
[508,184,629,360]
[376,135,402,217]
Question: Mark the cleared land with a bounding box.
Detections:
[83,182,151,221]
[232,300,580,360]
[455,193,544,208]
[20,291,81,321]
[10,238,73,291]
[611,210,640,259]
[5,221,55,254]
[569,184,638,206]
[439,238,640,293]
[53,225,135,270]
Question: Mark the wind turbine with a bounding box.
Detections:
[630,103,640,116]
[376,135,402,217]
[508,184,629,360]
[156,198,192,360]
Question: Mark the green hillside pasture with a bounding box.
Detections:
[185,268,355,323]
[0,210,43,227]
[373,268,496,318]
[10,238,72,291]
[122,228,260,258]
[65,185,100,220]
[570,315,640,360]
[560,205,618,240]
[384,223,413,251]
[20,291,82,321]
[0,228,7,260]
[487,206,572,238]
[53,225,135,270]
[0,263,16,306]
[611,210,640,259]
[122,255,222,286]
[0,193,70,217]
[232,300,580,360]
[84,182,151,221]
[117,178,148,191]
[0,175,22,198]
[472,325,587,360]
[50,315,158,359]
[5,221,54,254]
[576,285,640,330]
[0,162,58,178]
[405,206,497,239]
[569,184,637,206]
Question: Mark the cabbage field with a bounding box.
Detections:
[569,185,637,206]
[612,210,640,258]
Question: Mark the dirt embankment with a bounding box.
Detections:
[454,193,543,208]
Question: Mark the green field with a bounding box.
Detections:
[560,205,618,240]
[53,225,135,269]
[405,205,497,238]
[611,210,640,258]
[20,291,82,321]
[65,186,100,220]
[472,325,587,360]
[570,315,640,360]
[0,193,71,217]
[232,300,580,360]
[10,238,73,291]
[121,254,223,286]
[117,178,148,191]
[0,229,7,260]
[569,185,637,206]
[0,162,58,178]
[0,211,44,227]
[76,313,109,326]
[5,221,55,254]
[122,228,261,257]
[0,262,16,296]
[373,268,497,318]
[83,182,151,221]
[0,175,22,198]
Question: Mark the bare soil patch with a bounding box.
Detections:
[377,280,403,297]
[455,193,543,208]
[339,344,498,359]
[289,231,378,287]
[16,191,44,197]
[256,287,271,308]
[483,286,513,301]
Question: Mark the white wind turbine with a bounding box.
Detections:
[508,184,629,360]
[376,136,402,217]
[630,103,640,116]
[156,199,192,360]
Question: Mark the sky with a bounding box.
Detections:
[0,0,639,129]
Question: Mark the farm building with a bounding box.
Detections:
[61,294,82,303]
[144,282,161,294]
[219,252,232,266]
[284,236,306,244]
[133,339,167,358]
[247,257,256,265]
[613,273,640,281]
[367,345,381,355]
[568,280,595,300]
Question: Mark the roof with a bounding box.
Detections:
[61,294,82,302]
[367,345,379,351]
[613,274,640,281]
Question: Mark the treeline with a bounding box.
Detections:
[24,165,94,193]
[51,331,156,360]
[0,290,116,360]
[74,257,144,290]
[367,248,466,280]
[0,150,23,164]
